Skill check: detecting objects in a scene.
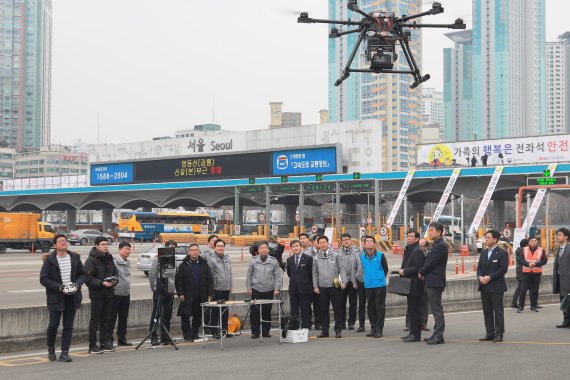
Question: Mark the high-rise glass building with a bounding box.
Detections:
[0,0,52,152]
[470,0,545,139]
[328,0,422,171]
[546,32,570,135]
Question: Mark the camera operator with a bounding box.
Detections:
[250,236,286,270]
[84,236,118,354]
[246,241,283,339]
[40,234,85,362]
[148,240,177,345]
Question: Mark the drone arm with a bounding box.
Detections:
[399,3,444,22]
[334,27,368,86]
[298,14,363,26]
[346,1,376,22]
[330,27,361,38]
[400,19,466,29]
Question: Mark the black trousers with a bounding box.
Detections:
[290,290,312,329]
[407,295,422,338]
[311,292,321,326]
[512,280,522,307]
[426,287,445,339]
[149,291,173,341]
[356,280,366,328]
[211,290,230,334]
[319,287,343,334]
[340,281,358,326]
[107,294,130,343]
[47,296,76,352]
[561,294,570,323]
[181,296,202,339]
[250,289,273,334]
[519,273,541,309]
[89,297,111,347]
[481,287,505,336]
[365,287,386,333]
[406,291,429,328]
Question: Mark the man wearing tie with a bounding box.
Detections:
[286,240,313,329]
[553,228,570,329]
[477,230,508,342]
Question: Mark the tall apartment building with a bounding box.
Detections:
[546,32,570,135]
[0,146,15,180]
[328,0,422,171]
[471,0,545,139]
[422,87,444,140]
[0,0,53,152]
[14,147,88,179]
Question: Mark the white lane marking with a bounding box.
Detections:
[8,289,44,293]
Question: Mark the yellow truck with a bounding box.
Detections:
[0,213,55,254]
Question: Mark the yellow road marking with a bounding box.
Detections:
[0,356,49,367]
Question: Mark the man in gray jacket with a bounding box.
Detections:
[339,233,358,330]
[201,234,218,261]
[312,235,347,338]
[106,242,132,347]
[208,239,233,338]
[148,240,177,345]
[246,241,282,339]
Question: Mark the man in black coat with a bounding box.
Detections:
[477,230,508,342]
[419,222,449,345]
[40,234,85,362]
[175,243,214,342]
[83,236,118,354]
[400,231,426,342]
[286,239,314,329]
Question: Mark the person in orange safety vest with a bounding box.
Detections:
[516,236,548,313]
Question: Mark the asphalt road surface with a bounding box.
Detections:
[0,304,568,379]
[0,244,553,308]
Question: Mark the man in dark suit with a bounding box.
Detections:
[553,227,570,328]
[477,229,508,342]
[400,231,426,342]
[286,239,313,329]
[419,222,449,345]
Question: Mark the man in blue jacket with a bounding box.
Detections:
[355,236,389,338]
[419,222,449,345]
[40,234,85,362]
[477,229,508,342]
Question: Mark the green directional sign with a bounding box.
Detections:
[527,176,567,186]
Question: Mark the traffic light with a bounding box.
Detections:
[248,178,256,184]
[353,172,361,180]
[315,174,324,181]
[280,176,288,183]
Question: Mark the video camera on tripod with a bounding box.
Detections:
[157,247,176,270]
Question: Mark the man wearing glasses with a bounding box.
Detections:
[40,234,85,362]
[175,244,213,342]
[106,241,133,346]
[84,236,118,354]
[476,230,508,342]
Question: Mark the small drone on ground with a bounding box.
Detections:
[298,1,466,89]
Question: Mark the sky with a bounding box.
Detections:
[51,0,570,145]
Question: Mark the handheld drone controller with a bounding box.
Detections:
[61,283,79,295]
[103,276,119,287]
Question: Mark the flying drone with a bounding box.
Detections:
[298,1,466,89]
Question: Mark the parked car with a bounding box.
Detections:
[67,229,115,246]
[136,244,189,276]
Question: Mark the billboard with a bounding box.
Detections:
[272,147,337,175]
[416,134,570,168]
[89,146,339,186]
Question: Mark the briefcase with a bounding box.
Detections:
[561,294,570,313]
[387,275,411,296]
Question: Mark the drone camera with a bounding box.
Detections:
[371,53,394,71]
[298,12,310,23]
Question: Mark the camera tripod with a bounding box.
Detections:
[136,263,178,350]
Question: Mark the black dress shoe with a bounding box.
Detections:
[492,335,503,343]
[423,335,435,342]
[556,322,570,328]
[373,332,382,338]
[403,335,421,342]
[58,352,72,362]
[366,331,376,337]
[118,340,133,346]
[251,332,260,339]
[356,326,365,333]
[335,332,342,338]
[530,307,539,312]
[426,337,444,345]
[401,334,411,340]
[479,335,494,341]
[317,333,329,338]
